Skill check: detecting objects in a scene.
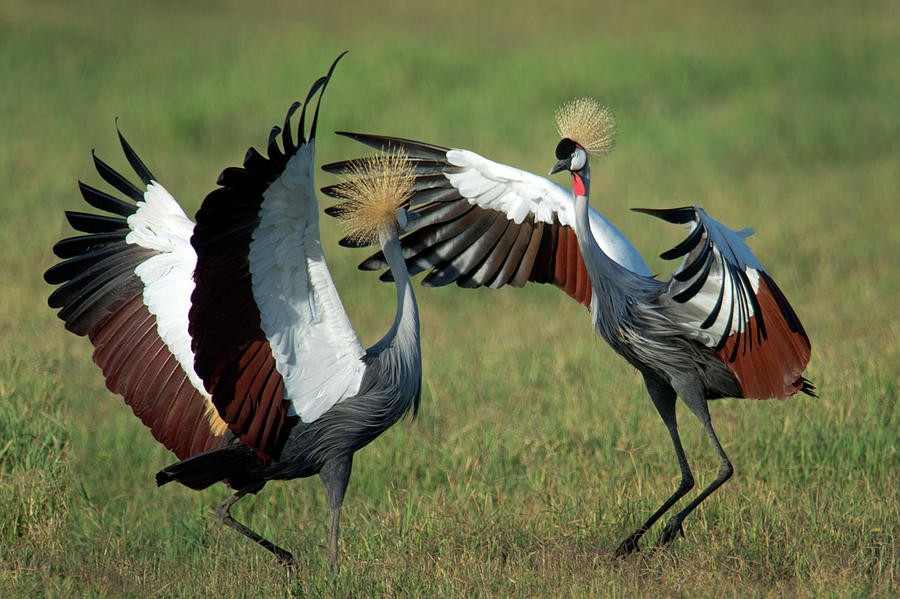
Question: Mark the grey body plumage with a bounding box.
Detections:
[574,190,742,403]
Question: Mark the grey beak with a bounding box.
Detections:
[549,159,570,176]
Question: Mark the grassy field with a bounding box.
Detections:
[1,0,897,596]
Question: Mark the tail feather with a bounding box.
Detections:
[800,377,817,397]
[156,445,259,491]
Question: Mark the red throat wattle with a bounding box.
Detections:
[571,173,586,197]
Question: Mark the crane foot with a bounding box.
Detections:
[612,533,642,559]
[274,547,297,568]
[656,517,685,547]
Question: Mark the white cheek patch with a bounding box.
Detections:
[569,149,586,171]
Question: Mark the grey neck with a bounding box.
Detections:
[373,232,420,359]
[570,164,654,319]
[570,164,615,282]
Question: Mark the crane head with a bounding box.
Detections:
[325,152,417,247]
[550,138,586,174]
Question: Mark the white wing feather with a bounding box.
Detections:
[126,182,210,398]
[250,145,366,423]
[444,149,652,277]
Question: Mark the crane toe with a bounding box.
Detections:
[657,517,686,547]
[612,532,642,559]
[274,549,297,568]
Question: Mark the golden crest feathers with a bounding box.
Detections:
[329,152,415,246]
[554,98,617,155]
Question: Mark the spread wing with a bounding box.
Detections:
[637,206,813,399]
[45,130,226,460]
[323,133,650,309]
[188,53,365,461]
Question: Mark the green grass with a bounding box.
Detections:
[1,0,897,596]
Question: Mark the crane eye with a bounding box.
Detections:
[569,148,587,171]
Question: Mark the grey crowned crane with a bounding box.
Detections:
[323,98,814,557]
[44,54,424,567]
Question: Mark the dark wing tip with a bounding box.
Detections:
[307,52,348,141]
[320,183,346,199]
[115,121,156,185]
[334,131,452,159]
[335,130,371,142]
[632,206,697,225]
[661,223,705,261]
[320,158,365,176]
[91,150,145,202]
[359,251,387,271]
[338,236,374,248]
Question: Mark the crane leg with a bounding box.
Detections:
[215,485,296,566]
[319,456,353,569]
[656,393,732,548]
[614,376,694,558]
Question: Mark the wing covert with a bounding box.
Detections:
[638,206,812,399]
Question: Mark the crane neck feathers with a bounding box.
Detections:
[573,193,660,307]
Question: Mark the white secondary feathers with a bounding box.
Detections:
[446,150,573,226]
[127,182,210,399]
[126,182,195,251]
[444,148,652,277]
[126,144,368,425]
[250,148,366,423]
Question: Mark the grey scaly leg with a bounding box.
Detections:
[657,386,733,547]
[615,375,695,557]
[319,457,353,569]
[215,485,295,566]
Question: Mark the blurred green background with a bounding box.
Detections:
[1,0,897,596]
